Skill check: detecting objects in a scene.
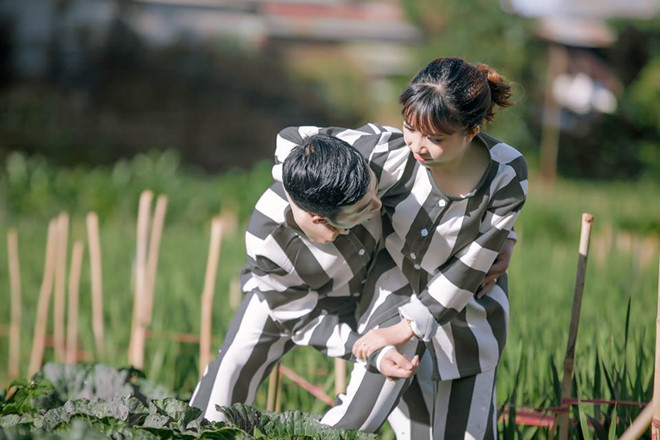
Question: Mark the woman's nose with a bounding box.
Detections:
[407,134,423,152]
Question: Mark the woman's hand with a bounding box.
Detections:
[478,238,515,298]
[353,319,415,360]
[379,349,419,379]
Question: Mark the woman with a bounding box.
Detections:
[276,57,528,439]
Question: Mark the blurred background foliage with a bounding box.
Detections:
[0,2,659,436]
[0,0,657,180]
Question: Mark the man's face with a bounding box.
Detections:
[324,168,382,233]
[295,168,382,244]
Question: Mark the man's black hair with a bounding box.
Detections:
[283,134,371,221]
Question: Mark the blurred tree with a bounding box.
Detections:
[0,16,14,90]
[399,0,659,181]
[0,3,358,172]
[399,0,542,159]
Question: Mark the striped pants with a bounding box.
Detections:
[189,291,359,422]
[189,290,423,438]
[322,337,498,439]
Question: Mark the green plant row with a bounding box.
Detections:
[1,153,659,439]
[0,363,375,440]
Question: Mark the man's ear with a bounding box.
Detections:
[310,214,325,224]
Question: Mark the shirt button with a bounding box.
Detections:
[438,199,446,208]
[410,252,416,260]
[420,228,428,237]
[414,264,421,270]
[358,249,366,256]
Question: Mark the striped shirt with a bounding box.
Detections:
[239,182,382,357]
[274,124,528,379]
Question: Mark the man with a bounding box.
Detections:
[189,133,416,422]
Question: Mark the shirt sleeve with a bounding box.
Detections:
[243,235,359,358]
[399,161,528,336]
[272,124,410,199]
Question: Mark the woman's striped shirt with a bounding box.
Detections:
[274,123,528,378]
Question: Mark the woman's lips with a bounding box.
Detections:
[413,153,429,162]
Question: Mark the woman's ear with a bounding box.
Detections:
[466,126,480,143]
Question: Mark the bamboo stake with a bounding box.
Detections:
[621,402,653,440]
[229,277,241,311]
[128,190,153,369]
[7,229,21,380]
[65,242,84,364]
[144,195,168,326]
[334,358,346,396]
[86,212,105,358]
[653,257,660,440]
[279,364,335,406]
[28,220,58,377]
[53,212,69,362]
[275,369,283,412]
[553,213,594,440]
[199,217,223,378]
[267,364,281,412]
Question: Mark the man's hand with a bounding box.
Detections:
[353,320,414,360]
[478,238,516,298]
[379,349,419,379]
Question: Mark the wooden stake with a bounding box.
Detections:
[621,401,653,440]
[229,277,241,311]
[279,364,335,406]
[275,368,283,412]
[199,217,223,378]
[65,242,84,364]
[554,213,594,440]
[144,195,168,326]
[86,212,105,358]
[7,229,21,380]
[653,257,660,440]
[334,358,346,396]
[28,220,57,377]
[128,190,153,369]
[267,363,281,412]
[53,212,69,362]
[539,43,568,184]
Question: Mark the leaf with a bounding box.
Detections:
[0,413,35,428]
[198,424,251,439]
[41,406,71,431]
[142,413,170,429]
[262,410,322,439]
[218,403,265,434]
[608,406,618,440]
[66,418,110,440]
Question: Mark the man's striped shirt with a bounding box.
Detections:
[239,182,382,358]
[274,124,528,378]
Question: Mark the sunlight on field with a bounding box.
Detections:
[1,155,658,437]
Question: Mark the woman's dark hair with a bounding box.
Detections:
[283,134,371,221]
[399,57,514,135]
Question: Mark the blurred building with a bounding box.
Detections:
[0,0,423,170]
[1,1,421,102]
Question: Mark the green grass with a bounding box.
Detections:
[0,152,659,438]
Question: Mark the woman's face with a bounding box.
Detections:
[402,121,478,168]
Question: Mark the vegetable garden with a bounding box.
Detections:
[1,151,659,438]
